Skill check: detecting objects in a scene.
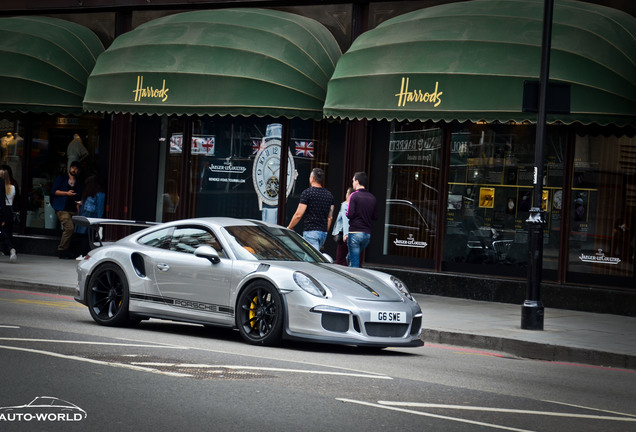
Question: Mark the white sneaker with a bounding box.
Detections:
[76,255,85,261]
[9,249,16,262]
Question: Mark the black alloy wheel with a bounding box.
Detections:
[237,281,283,346]
[87,263,136,326]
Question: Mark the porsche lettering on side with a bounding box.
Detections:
[74,217,423,348]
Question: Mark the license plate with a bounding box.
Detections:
[370,311,406,323]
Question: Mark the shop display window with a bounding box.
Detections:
[443,123,565,275]
[383,124,440,261]
[567,134,635,281]
[2,115,100,233]
[158,116,330,226]
[0,117,24,230]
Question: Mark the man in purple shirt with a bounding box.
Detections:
[346,171,377,267]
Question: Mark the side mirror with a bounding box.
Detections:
[194,245,221,264]
[322,253,334,264]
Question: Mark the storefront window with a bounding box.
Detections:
[190,117,277,221]
[160,117,184,222]
[0,117,24,230]
[384,125,440,262]
[0,117,24,188]
[15,115,101,233]
[443,123,565,276]
[568,134,635,282]
[159,116,329,226]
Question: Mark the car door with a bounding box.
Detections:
[150,225,234,325]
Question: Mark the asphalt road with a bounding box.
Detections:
[1,288,635,432]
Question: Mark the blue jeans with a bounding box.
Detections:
[347,232,371,267]
[303,231,327,251]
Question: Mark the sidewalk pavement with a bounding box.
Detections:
[1,254,634,369]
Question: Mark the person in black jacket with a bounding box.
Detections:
[346,172,377,267]
[0,169,17,262]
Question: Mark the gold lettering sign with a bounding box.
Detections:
[133,75,169,102]
[395,77,443,108]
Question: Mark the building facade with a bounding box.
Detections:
[1,0,635,315]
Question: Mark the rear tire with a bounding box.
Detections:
[87,263,136,326]
[236,281,283,346]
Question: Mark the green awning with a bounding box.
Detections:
[0,16,104,115]
[324,0,636,127]
[83,8,341,120]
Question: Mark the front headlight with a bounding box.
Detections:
[390,276,413,301]
[293,272,327,297]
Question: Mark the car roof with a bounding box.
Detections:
[153,217,278,230]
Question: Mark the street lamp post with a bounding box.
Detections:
[522,0,555,330]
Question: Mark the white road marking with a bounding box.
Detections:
[132,362,174,367]
[543,400,636,419]
[376,402,636,422]
[337,398,536,432]
[130,362,392,379]
[0,325,20,328]
[0,337,188,349]
[113,335,392,378]
[0,337,391,380]
[0,344,192,377]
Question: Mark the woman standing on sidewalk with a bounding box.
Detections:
[332,187,353,265]
[0,169,17,262]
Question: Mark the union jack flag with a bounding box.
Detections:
[252,139,262,155]
[295,141,314,158]
[192,136,215,155]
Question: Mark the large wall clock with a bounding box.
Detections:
[252,139,296,208]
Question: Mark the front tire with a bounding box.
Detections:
[87,263,135,326]
[236,281,283,346]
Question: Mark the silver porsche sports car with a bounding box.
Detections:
[74,217,423,347]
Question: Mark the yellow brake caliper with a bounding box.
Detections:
[249,296,258,329]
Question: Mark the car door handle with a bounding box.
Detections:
[157,263,170,272]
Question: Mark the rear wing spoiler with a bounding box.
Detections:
[72,216,158,249]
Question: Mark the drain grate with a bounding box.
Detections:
[88,355,275,380]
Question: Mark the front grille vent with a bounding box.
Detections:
[365,323,409,337]
[410,317,422,335]
[321,313,349,333]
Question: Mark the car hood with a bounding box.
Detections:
[266,262,405,302]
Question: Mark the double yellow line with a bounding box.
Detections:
[0,297,84,310]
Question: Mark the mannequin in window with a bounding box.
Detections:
[162,179,179,219]
[1,133,15,164]
[67,134,89,171]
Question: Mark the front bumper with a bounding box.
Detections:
[281,291,424,348]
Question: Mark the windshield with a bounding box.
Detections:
[223,225,328,263]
